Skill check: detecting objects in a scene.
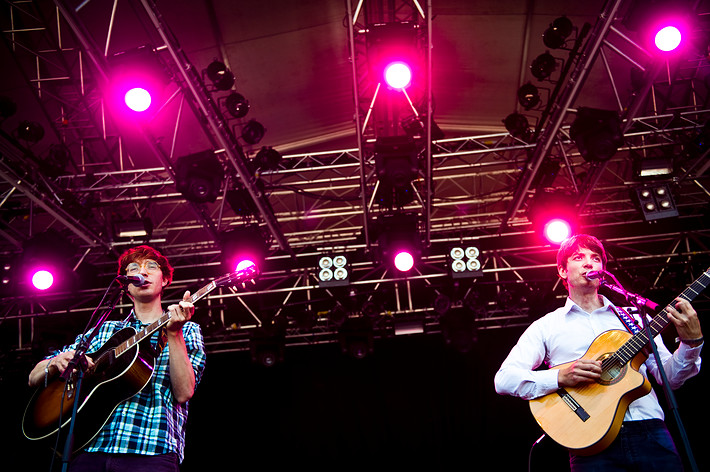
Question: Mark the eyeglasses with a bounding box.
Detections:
[126,260,161,275]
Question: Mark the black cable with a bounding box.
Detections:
[528,433,546,472]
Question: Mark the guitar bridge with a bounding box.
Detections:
[556,388,590,422]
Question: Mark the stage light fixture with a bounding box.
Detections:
[543,17,574,49]
[448,246,483,279]
[375,136,419,188]
[376,213,421,273]
[225,184,262,218]
[655,25,682,52]
[530,52,557,81]
[503,113,530,138]
[225,92,250,118]
[115,218,153,239]
[543,219,572,244]
[636,157,674,178]
[253,146,282,171]
[174,150,223,203]
[634,184,679,221]
[219,225,268,273]
[401,114,445,141]
[374,136,419,209]
[21,230,75,293]
[394,318,424,336]
[570,107,624,162]
[16,120,45,143]
[241,119,266,145]
[318,254,350,287]
[328,303,348,327]
[384,61,412,89]
[527,190,578,244]
[108,46,169,115]
[206,60,235,91]
[517,83,541,110]
[37,144,72,177]
[366,22,420,90]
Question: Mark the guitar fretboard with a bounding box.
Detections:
[613,269,710,365]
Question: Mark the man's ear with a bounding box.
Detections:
[558,265,568,282]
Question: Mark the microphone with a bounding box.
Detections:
[116,274,148,287]
[585,270,605,281]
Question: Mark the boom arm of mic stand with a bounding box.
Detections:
[598,279,659,311]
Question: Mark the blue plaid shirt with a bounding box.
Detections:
[51,313,206,462]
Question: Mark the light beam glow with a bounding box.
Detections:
[655,26,682,52]
[124,87,152,112]
[31,269,54,290]
[393,251,415,272]
[384,61,412,89]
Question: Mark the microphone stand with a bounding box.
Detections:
[599,276,699,472]
[58,281,127,472]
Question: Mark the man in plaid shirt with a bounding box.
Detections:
[28,245,207,471]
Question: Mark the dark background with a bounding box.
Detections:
[5,325,707,471]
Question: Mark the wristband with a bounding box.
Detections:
[680,337,703,347]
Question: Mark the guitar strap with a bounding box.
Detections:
[611,305,642,335]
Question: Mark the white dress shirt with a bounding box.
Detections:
[494,295,702,421]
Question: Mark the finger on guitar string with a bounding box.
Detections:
[558,358,602,388]
[167,291,194,331]
[666,298,702,341]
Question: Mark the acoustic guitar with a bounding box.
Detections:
[529,268,709,456]
[22,266,256,453]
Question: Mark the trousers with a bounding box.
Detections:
[68,452,180,472]
[569,419,684,472]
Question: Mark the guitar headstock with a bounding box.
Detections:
[214,264,259,290]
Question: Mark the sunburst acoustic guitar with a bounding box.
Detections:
[22,266,256,453]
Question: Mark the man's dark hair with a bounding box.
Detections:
[556,234,607,271]
[117,245,174,285]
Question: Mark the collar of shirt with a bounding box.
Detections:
[561,294,615,317]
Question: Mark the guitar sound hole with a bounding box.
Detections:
[597,353,627,386]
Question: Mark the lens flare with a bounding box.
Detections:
[384,61,412,89]
[124,87,152,112]
[393,251,415,272]
[31,270,54,290]
[654,26,682,52]
[544,219,572,244]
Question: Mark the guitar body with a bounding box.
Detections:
[22,327,156,452]
[529,329,651,456]
[21,266,255,454]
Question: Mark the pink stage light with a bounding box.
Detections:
[543,219,572,244]
[384,61,412,89]
[235,259,257,272]
[393,250,415,272]
[654,25,682,52]
[124,87,152,112]
[31,269,54,291]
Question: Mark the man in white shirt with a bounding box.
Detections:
[494,234,703,471]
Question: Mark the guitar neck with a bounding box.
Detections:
[113,279,219,357]
[616,269,710,364]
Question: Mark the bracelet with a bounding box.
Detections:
[44,358,54,388]
[680,337,704,346]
